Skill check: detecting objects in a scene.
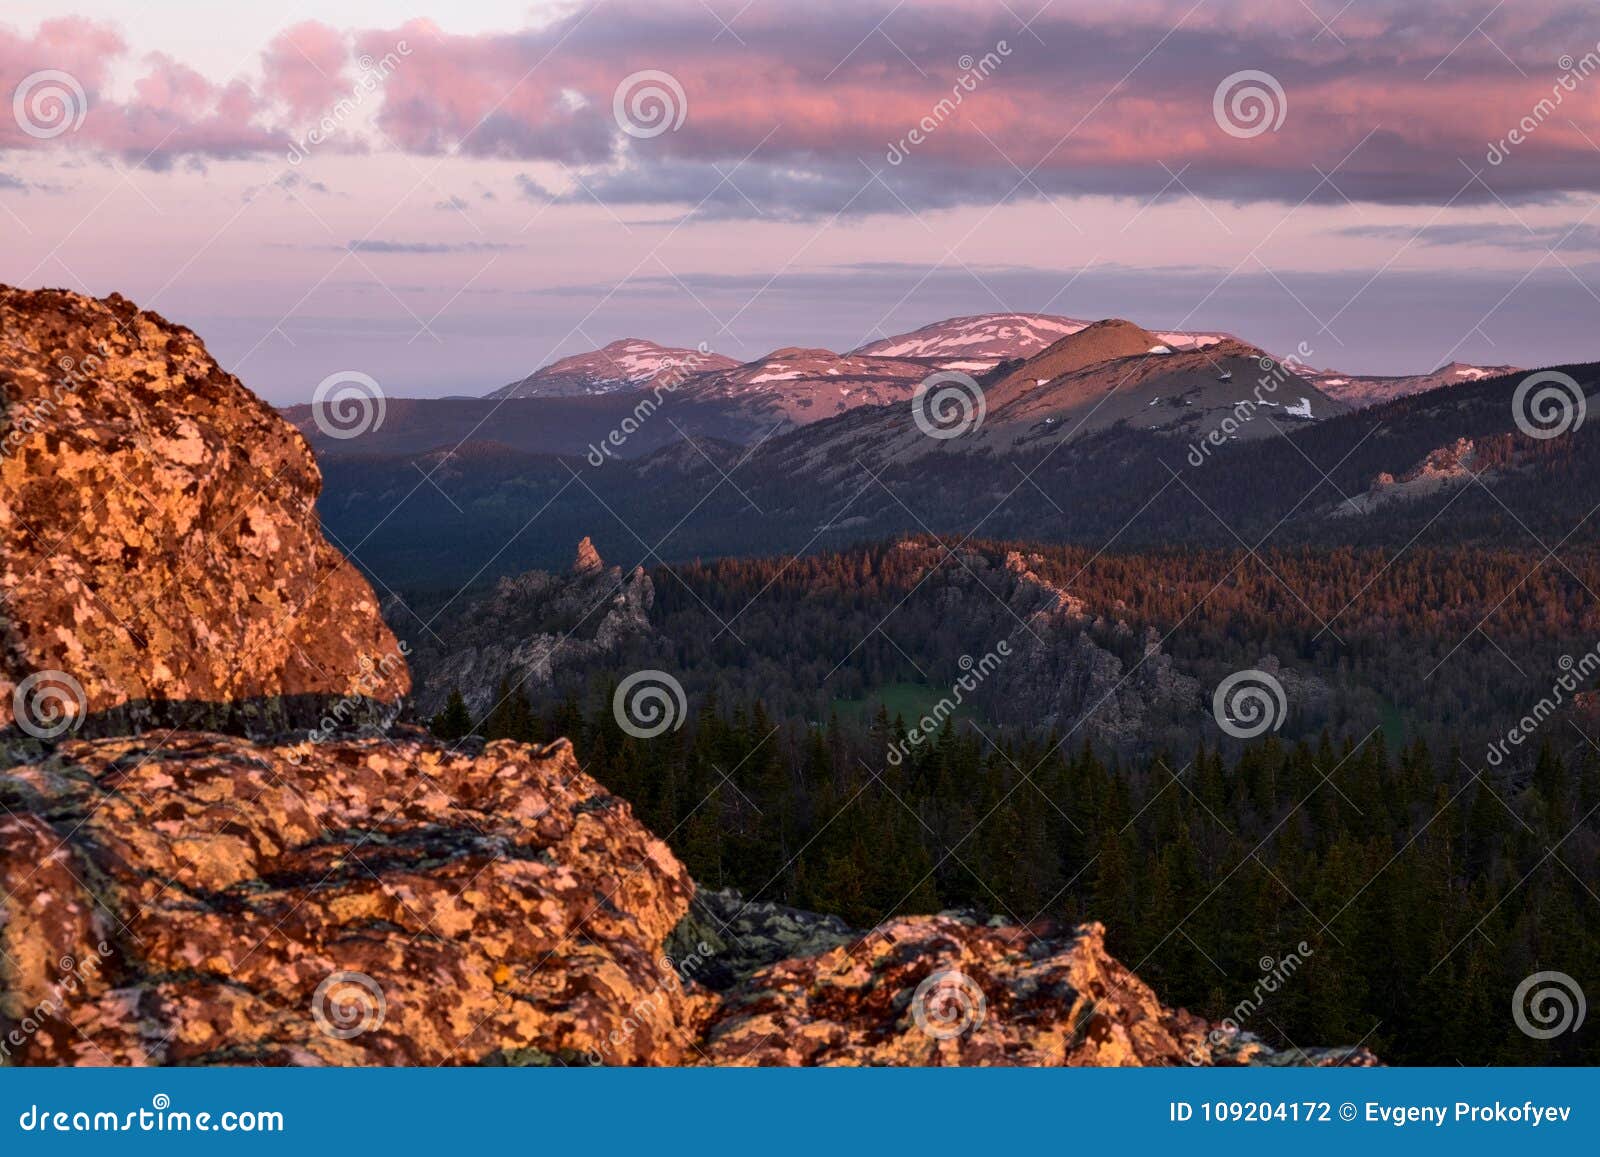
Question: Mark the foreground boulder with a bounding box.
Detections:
[0,732,704,1065]
[700,912,1376,1067]
[702,916,1210,1065]
[0,287,407,744]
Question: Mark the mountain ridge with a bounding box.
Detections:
[488,337,740,399]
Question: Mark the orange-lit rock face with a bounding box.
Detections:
[0,287,407,739]
[0,733,704,1066]
[703,916,1207,1066]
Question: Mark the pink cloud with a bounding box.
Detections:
[261,22,353,124]
[5,2,1598,204]
[0,17,123,148]
[339,0,1600,206]
[1,17,281,165]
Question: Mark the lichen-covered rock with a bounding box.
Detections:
[0,731,705,1066]
[701,915,1212,1065]
[0,287,407,744]
[669,888,856,990]
[701,914,1377,1067]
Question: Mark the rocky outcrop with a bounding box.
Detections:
[1003,550,1089,622]
[0,733,1374,1067]
[393,542,655,719]
[573,535,604,575]
[0,287,407,748]
[701,913,1376,1067]
[0,731,706,1066]
[1334,437,1481,517]
[917,544,1199,750]
[702,915,1208,1065]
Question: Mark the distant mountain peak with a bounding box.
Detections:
[487,338,739,400]
[1074,317,1156,339]
[851,311,1230,371]
[765,345,839,359]
[990,317,1166,396]
[852,311,1091,366]
[671,346,933,427]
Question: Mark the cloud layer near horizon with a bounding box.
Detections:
[5,1,1600,208]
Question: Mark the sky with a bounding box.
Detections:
[3,0,1600,402]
